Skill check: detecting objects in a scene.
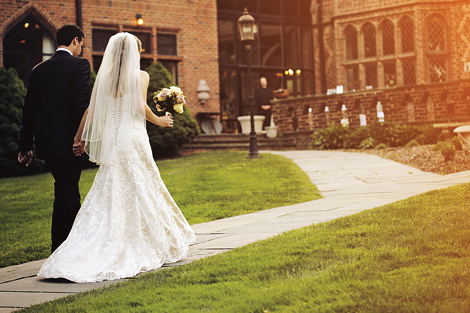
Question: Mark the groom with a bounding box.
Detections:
[18,25,91,252]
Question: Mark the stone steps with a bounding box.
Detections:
[181,132,313,154]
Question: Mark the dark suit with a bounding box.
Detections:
[19,50,91,252]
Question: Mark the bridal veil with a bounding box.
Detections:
[81,33,146,164]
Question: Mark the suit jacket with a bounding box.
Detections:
[18,51,91,158]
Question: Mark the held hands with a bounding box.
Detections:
[73,139,86,157]
[18,150,33,167]
[160,115,174,128]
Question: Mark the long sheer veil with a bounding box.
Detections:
[82,33,146,164]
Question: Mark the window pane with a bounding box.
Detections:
[301,28,314,69]
[300,0,312,20]
[427,15,446,53]
[383,60,396,87]
[92,55,103,72]
[382,20,395,55]
[140,58,152,72]
[158,34,177,55]
[402,58,416,86]
[284,0,299,17]
[260,24,282,67]
[260,0,280,15]
[363,23,376,58]
[132,32,151,54]
[365,63,377,88]
[346,66,359,91]
[218,20,236,65]
[400,16,415,53]
[217,0,234,11]
[160,60,178,84]
[284,26,299,68]
[236,0,255,13]
[345,26,358,60]
[429,57,447,83]
[92,29,117,52]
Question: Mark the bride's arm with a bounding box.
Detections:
[73,108,88,156]
[141,71,173,128]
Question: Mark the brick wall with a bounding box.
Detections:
[0,0,219,120]
[272,79,470,132]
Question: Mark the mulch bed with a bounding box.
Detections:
[352,145,470,175]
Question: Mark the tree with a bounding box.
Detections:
[144,62,199,158]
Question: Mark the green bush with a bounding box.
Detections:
[451,136,463,151]
[311,122,442,151]
[144,62,199,158]
[375,143,387,150]
[0,67,48,177]
[405,139,419,148]
[434,141,456,161]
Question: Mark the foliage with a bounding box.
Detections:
[451,136,463,151]
[434,141,456,161]
[0,67,48,177]
[375,143,387,150]
[20,183,470,312]
[311,121,443,150]
[406,139,419,148]
[144,62,199,158]
[0,151,320,267]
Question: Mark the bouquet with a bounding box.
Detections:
[153,86,186,117]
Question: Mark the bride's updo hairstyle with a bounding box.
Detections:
[81,32,146,165]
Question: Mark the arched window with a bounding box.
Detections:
[426,14,448,82]
[344,25,358,60]
[399,16,415,53]
[427,14,447,53]
[363,22,376,58]
[381,19,395,56]
[3,15,55,85]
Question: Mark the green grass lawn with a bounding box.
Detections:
[19,183,470,313]
[0,151,320,268]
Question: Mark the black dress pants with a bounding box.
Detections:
[43,155,82,253]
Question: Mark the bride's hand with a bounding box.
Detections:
[160,115,174,128]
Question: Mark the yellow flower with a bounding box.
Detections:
[173,103,184,114]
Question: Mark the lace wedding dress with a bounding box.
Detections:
[37,94,196,283]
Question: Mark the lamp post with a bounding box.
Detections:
[238,7,259,158]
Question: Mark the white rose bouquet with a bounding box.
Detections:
[153,86,186,117]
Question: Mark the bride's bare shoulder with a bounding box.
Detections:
[140,70,149,82]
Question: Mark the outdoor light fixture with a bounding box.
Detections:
[237,7,255,42]
[237,7,259,158]
[136,14,144,26]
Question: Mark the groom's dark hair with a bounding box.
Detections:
[56,25,85,46]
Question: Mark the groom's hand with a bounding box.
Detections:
[73,140,85,157]
[18,150,33,167]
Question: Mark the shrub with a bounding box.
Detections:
[144,62,199,158]
[434,141,456,161]
[359,137,376,150]
[311,122,443,151]
[405,139,419,148]
[375,143,387,150]
[0,67,49,177]
[451,136,463,151]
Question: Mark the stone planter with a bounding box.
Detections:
[265,126,278,138]
[454,125,470,160]
[237,115,265,134]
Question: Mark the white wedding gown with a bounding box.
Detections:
[38,95,196,283]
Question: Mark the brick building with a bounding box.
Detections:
[0,0,220,121]
[273,0,470,132]
[2,0,470,134]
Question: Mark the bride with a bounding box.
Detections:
[38,33,196,283]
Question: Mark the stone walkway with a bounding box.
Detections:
[1,150,470,312]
